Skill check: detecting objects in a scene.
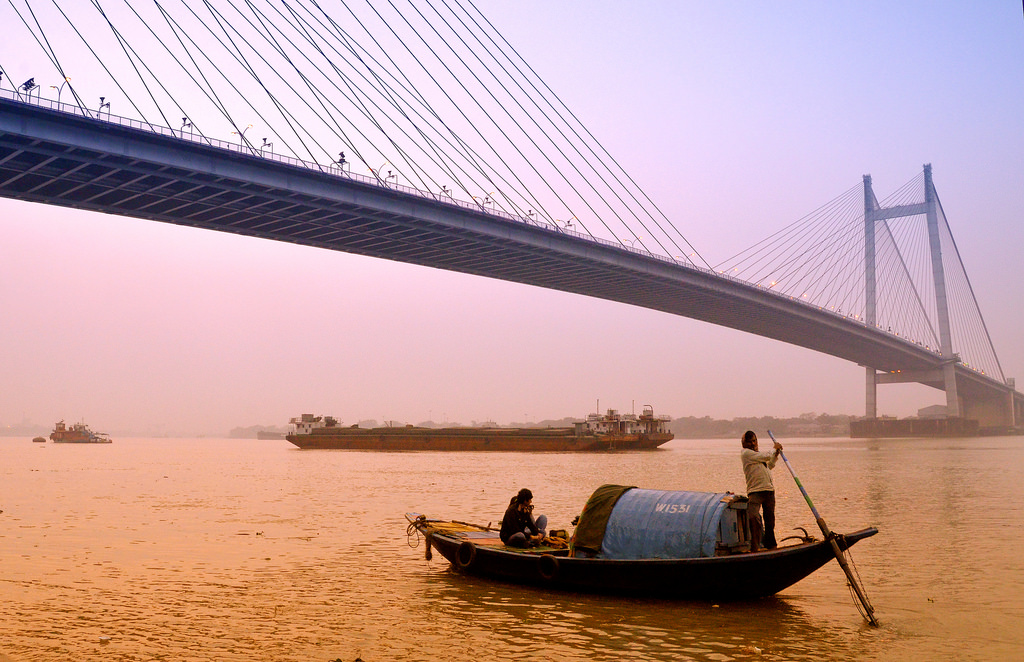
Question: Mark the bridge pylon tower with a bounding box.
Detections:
[863,164,965,422]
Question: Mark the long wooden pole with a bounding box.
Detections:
[767,430,879,626]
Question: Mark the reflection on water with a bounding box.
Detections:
[414,569,874,661]
[1,436,1023,660]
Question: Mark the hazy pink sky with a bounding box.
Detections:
[2,2,1022,436]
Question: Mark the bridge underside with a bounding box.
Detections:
[1,98,1017,427]
[876,367,1020,428]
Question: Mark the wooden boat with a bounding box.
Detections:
[405,485,878,600]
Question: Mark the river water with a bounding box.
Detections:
[1,435,1022,661]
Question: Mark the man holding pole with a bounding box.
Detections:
[740,430,783,552]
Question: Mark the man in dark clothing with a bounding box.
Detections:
[499,488,547,548]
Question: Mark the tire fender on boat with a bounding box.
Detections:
[538,553,559,581]
[456,540,476,569]
[424,532,433,561]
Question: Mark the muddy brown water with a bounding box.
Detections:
[2,435,1022,660]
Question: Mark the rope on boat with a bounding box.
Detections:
[842,544,875,622]
[406,518,424,549]
[406,516,490,558]
[780,526,816,544]
[405,517,437,561]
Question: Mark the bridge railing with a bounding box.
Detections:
[1,85,696,265]
[0,90,870,286]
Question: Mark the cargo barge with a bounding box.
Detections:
[849,416,980,438]
[49,420,112,443]
[286,406,673,451]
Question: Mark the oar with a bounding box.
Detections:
[767,430,879,626]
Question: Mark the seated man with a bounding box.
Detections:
[499,488,547,548]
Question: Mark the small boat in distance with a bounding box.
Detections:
[49,420,112,444]
[406,485,878,601]
[286,406,673,451]
[32,436,46,443]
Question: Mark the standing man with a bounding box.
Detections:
[740,430,783,552]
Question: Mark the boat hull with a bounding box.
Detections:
[49,421,112,443]
[288,429,672,451]
[50,433,112,443]
[412,519,878,600]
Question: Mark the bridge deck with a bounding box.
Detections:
[0,96,1013,409]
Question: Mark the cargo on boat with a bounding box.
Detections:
[286,406,673,451]
[49,420,112,443]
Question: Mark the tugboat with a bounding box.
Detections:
[286,406,674,451]
[49,420,113,443]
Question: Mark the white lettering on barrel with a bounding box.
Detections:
[654,503,691,514]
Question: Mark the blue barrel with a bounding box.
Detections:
[598,489,730,559]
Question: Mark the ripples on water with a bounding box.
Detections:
[1,436,1022,660]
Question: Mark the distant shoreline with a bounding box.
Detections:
[1,413,862,439]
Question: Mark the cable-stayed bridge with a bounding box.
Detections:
[1,1,1019,430]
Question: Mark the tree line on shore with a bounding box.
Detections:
[667,413,855,439]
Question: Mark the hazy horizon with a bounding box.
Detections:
[3,2,1022,437]
[2,409,860,440]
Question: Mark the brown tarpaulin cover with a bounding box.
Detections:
[571,484,635,555]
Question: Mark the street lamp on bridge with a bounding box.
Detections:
[97,96,111,117]
[231,124,253,148]
[370,162,389,182]
[50,77,70,105]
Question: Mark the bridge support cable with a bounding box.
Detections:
[355,0,701,261]
[868,173,941,353]
[714,165,1008,422]
[337,0,607,237]
[932,187,1004,383]
[8,0,557,229]
[1,0,707,269]
[302,3,507,199]
[2,2,90,115]
[459,0,708,269]
[430,0,703,265]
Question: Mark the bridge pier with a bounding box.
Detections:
[865,367,877,419]
[873,364,1021,430]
